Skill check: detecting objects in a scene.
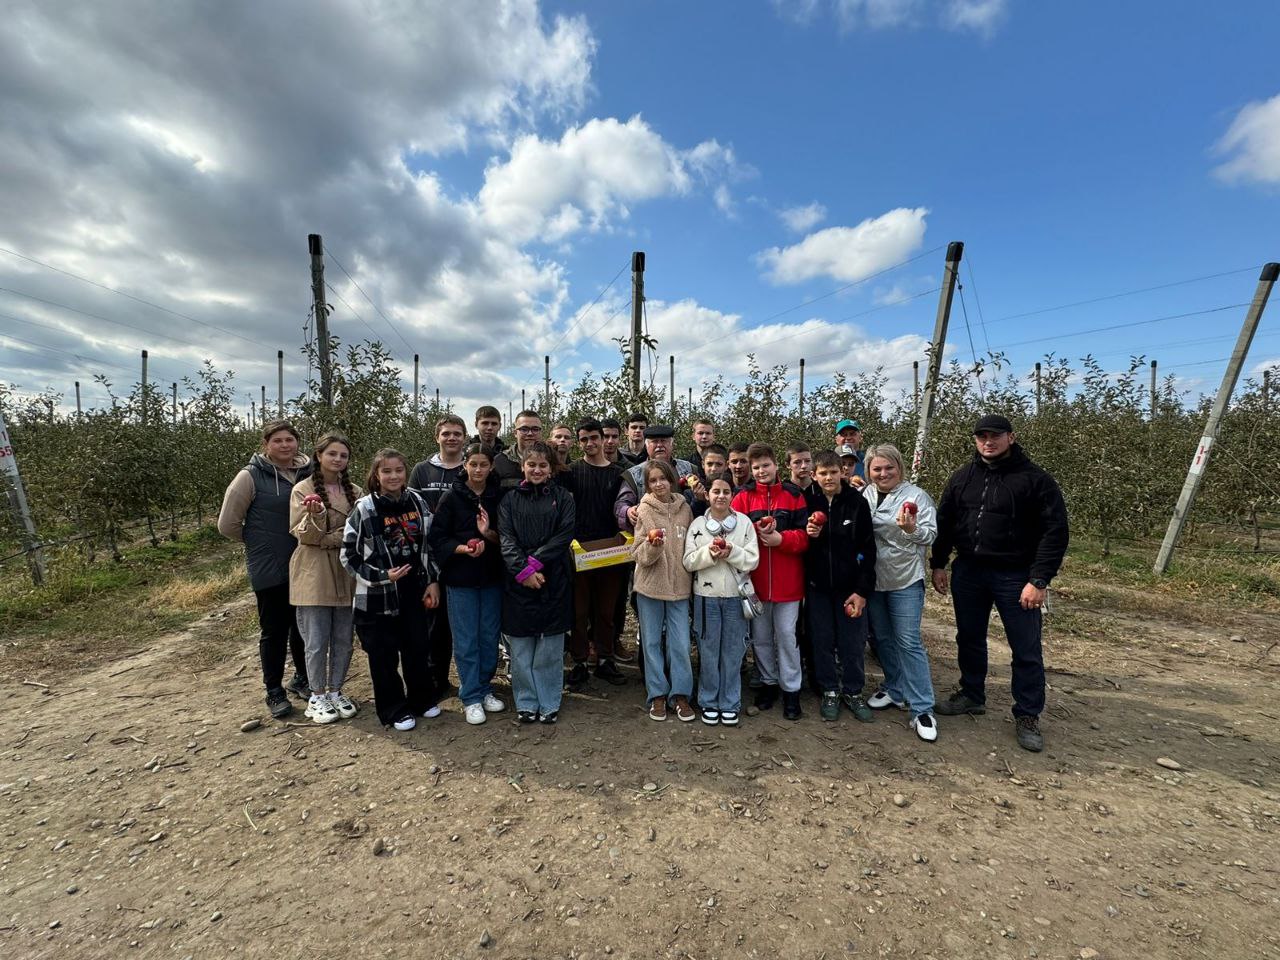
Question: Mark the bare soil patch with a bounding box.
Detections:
[1,575,1278,959]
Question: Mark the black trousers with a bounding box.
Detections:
[356,601,439,725]
[806,586,868,695]
[254,583,308,691]
[428,590,454,690]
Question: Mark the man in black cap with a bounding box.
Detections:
[613,425,701,531]
[930,414,1069,752]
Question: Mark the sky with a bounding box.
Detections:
[1,0,1278,421]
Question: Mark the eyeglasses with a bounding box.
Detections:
[515,425,543,434]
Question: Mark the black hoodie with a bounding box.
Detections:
[803,481,877,598]
[426,477,505,588]
[930,444,1069,582]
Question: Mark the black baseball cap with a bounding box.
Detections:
[973,414,1014,434]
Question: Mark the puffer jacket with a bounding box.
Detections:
[731,478,809,602]
[803,482,876,599]
[931,445,1069,583]
[427,477,505,589]
[288,479,362,605]
[498,480,576,635]
[217,452,313,590]
[631,492,694,601]
[683,510,759,598]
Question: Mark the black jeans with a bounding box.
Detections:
[356,600,439,725]
[254,583,308,691]
[428,589,454,690]
[949,557,1045,718]
[806,586,867,696]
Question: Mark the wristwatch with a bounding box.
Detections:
[1030,578,1048,590]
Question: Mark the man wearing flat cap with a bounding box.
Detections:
[929,414,1069,752]
[613,425,700,532]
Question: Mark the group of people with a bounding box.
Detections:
[218,405,1068,753]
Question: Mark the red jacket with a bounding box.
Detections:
[731,479,809,602]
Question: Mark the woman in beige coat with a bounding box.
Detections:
[631,460,695,722]
[290,433,362,724]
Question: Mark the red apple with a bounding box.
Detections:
[302,493,322,505]
[844,602,856,618]
[902,501,918,516]
[756,516,776,532]
[646,528,666,545]
[467,537,484,552]
[810,511,827,527]
[712,536,728,551]
[678,476,688,488]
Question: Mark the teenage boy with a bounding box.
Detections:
[804,451,877,722]
[731,443,810,720]
[601,417,625,464]
[838,444,865,488]
[786,442,816,497]
[567,419,628,688]
[471,405,506,455]
[494,410,545,489]
[409,414,468,511]
[621,413,648,465]
[408,413,468,694]
[835,419,865,481]
[726,442,751,490]
[699,443,728,484]
[549,424,574,468]
[689,419,716,468]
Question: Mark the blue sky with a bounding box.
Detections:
[1,0,1277,417]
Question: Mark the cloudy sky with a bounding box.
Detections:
[2,0,1278,419]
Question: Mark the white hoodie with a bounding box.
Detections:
[682,510,760,598]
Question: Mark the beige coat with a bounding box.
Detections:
[631,492,693,601]
[288,480,362,606]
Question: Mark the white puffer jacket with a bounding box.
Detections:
[682,511,760,598]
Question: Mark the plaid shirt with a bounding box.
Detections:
[341,489,437,617]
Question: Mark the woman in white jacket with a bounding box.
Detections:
[862,443,940,742]
[683,477,760,726]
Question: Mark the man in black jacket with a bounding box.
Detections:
[930,415,1069,752]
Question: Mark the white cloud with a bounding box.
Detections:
[756,207,929,285]
[478,117,744,244]
[773,0,1008,33]
[1214,93,1280,184]
[778,202,828,233]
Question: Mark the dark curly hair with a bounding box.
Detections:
[310,433,358,513]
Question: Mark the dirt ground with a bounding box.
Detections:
[2,577,1279,960]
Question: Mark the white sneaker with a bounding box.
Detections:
[464,703,486,725]
[482,693,505,713]
[868,689,907,710]
[911,713,939,743]
[328,691,358,719]
[305,694,338,724]
[422,705,442,719]
[392,715,416,731]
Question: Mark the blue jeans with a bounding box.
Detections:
[693,595,747,712]
[506,632,565,715]
[446,585,502,706]
[949,558,1045,718]
[636,595,693,703]
[866,580,935,720]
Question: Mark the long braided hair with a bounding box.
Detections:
[310,433,357,514]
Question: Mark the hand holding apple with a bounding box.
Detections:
[302,492,324,514]
[467,537,485,556]
[646,527,666,545]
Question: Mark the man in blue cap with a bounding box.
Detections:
[834,419,865,482]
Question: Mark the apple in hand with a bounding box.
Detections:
[902,501,918,516]
[844,601,856,618]
[712,536,728,551]
[467,537,484,553]
[755,516,776,532]
[646,528,666,544]
[809,511,827,527]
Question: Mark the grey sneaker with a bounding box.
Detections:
[841,693,874,723]
[1015,715,1044,752]
[934,689,986,716]
[820,692,840,722]
[285,673,311,700]
[265,687,292,719]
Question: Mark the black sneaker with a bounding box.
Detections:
[934,689,986,716]
[1015,715,1044,752]
[754,684,780,711]
[285,673,311,700]
[595,659,628,686]
[265,687,292,719]
[783,690,802,721]
[538,711,559,724]
[566,662,589,689]
[517,710,537,724]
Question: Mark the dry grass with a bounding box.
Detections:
[145,566,246,613]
